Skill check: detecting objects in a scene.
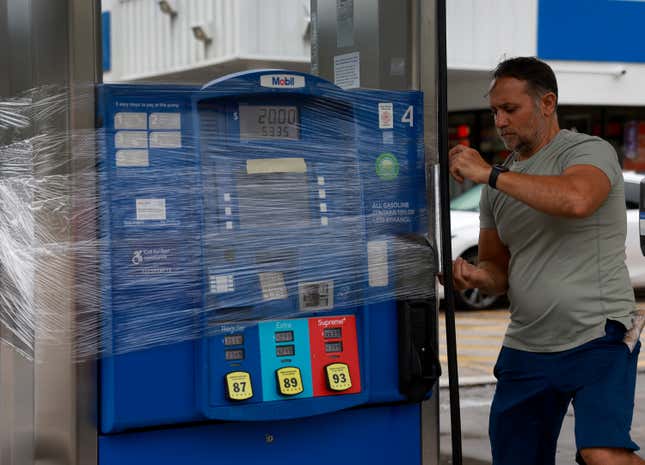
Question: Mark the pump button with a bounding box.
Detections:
[326,363,352,391]
[225,371,253,401]
[276,367,304,396]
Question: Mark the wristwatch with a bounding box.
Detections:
[488,164,509,189]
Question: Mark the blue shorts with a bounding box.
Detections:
[489,320,640,465]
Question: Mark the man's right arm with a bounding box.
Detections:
[453,228,510,296]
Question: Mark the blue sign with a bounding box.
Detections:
[538,0,645,63]
[102,12,112,72]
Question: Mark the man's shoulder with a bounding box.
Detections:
[558,129,612,152]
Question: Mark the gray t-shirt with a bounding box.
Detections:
[480,129,635,352]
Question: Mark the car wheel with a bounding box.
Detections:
[454,247,505,310]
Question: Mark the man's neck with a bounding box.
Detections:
[517,121,561,161]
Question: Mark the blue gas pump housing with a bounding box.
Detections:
[97,70,439,464]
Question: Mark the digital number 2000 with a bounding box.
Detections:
[258,107,296,138]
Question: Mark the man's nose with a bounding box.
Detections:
[495,113,508,128]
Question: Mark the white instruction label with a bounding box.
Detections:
[210,274,235,294]
[116,150,149,167]
[334,52,360,89]
[149,113,181,130]
[259,272,288,301]
[367,240,389,287]
[115,112,147,130]
[150,131,182,149]
[115,131,148,149]
[136,198,166,221]
[379,103,394,129]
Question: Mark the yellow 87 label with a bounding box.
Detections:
[326,363,352,391]
[225,371,253,401]
[276,367,304,396]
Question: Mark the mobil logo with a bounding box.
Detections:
[260,74,306,89]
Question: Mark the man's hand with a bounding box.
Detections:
[449,145,493,184]
[452,256,494,291]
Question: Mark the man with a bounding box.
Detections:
[448,57,643,465]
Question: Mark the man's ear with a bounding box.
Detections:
[541,92,557,117]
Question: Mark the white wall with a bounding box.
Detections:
[105,0,310,82]
[446,0,538,71]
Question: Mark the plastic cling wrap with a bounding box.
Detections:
[0,71,437,360]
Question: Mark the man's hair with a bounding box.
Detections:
[492,57,558,104]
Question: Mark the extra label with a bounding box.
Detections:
[276,367,304,396]
[326,363,352,391]
[225,371,253,401]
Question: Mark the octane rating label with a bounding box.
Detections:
[225,371,253,401]
[276,367,304,396]
[326,363,352,391]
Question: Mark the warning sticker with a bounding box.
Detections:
[378,103,394,129]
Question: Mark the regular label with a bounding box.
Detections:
[226,371,253,401]
[326,363,352,391]
[276,367,304,396]
[135,198,166,221]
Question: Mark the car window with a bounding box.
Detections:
[450,185,483,212]
[624,180,640,210]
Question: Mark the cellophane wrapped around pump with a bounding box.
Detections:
[0,72,437,361]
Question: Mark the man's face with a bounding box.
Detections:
[488,77,546,154]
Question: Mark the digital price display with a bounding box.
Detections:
[275,330,294,343]
[323,328,342,339]
[225,349,245,361]
[224,334,244,346]
[239,105,299,140]
[276,345,296,357]
[325,341,343,353]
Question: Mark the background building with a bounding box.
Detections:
[103,0,645,194]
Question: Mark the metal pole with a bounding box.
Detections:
[435,0,464,463]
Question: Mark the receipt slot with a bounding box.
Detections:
[97,70,439,465]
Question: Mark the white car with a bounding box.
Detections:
[442,171,645,310]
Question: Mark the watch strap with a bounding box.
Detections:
[488,164,509,189]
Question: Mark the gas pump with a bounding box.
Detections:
[97,70,440,463]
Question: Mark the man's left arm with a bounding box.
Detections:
[449,145,611,218]
[493,165,610,218]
